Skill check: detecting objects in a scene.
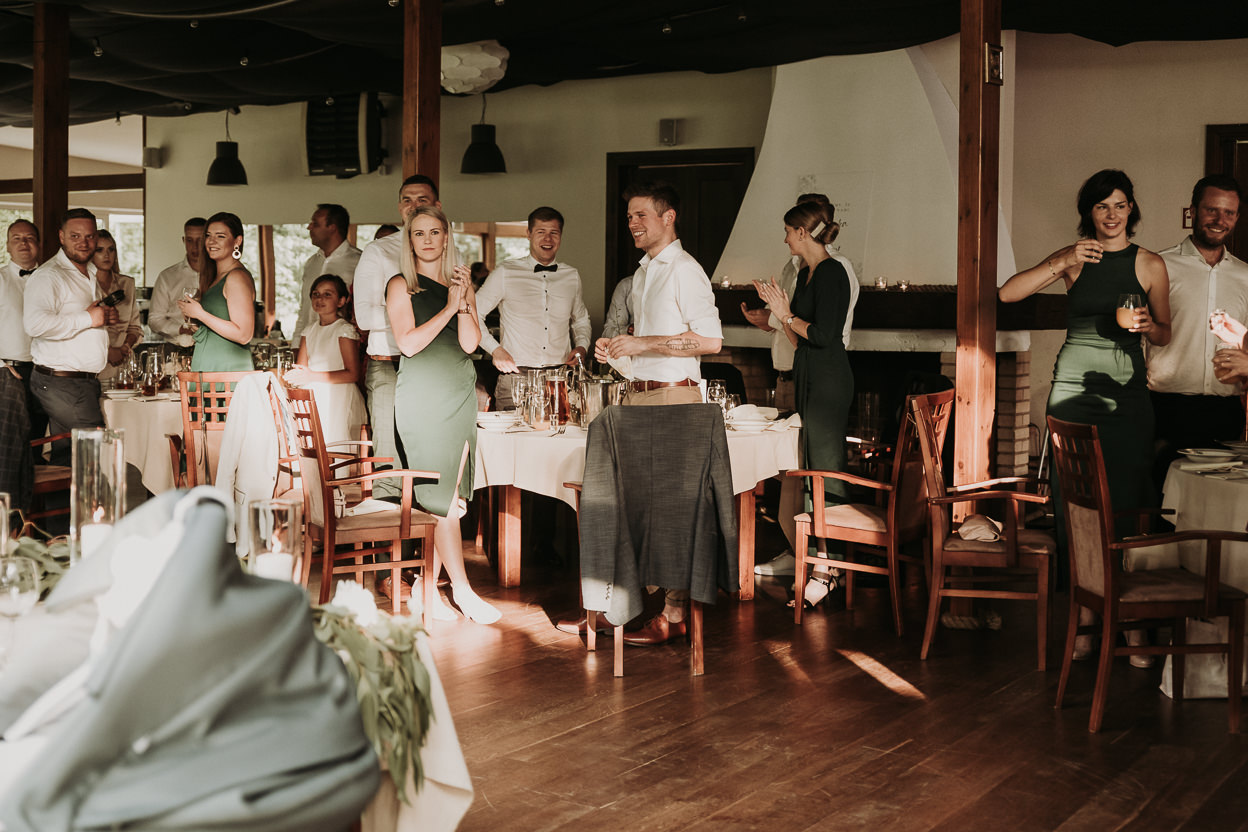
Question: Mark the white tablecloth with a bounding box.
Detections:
[101,396,183,494]
[1160,460,1248,591]
[473,423,802,502]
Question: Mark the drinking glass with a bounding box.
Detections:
[71,428,125,562]
[722,393,741,420]
[0,557,39,619]
[512,378,530,416]
[1117,294,1143,330]
[706,380,727,408]
[248,499,303,582]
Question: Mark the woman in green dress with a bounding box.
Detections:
[1000,169,1171,659]
[385,206,499,625]
[177,211,255,372]
[755,199,854,608]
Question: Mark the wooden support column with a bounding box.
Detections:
[954,0,1001,491]
[33,2,69,246]
[402,0,441,181]
[258,225,276,332]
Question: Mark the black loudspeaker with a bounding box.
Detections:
[302,92,382,178]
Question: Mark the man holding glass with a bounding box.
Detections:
[1147,174,1248,489]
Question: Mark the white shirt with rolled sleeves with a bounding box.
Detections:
[291,240,361,345]
[629,239,723,383]
[769,247,859,372]
[0,261,33,362]
[1147,236,1248,396]
[149,258,200,347]
[23,248,108,373]
[475,256,592,367]
[351,233,403,357]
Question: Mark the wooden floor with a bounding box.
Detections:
[420,523,1248,832]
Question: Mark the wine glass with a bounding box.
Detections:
[706,380,727,409]
[722,393,741,420]
[0,557,39,619]
[1117,294,1143,330]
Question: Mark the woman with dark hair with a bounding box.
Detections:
[754,199,854,607]
[177,211,255,371]
[385,206,500,625]
[92,228,142,380]
[1001,169,1170,517]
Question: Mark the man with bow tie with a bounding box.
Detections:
[475,206,591,410]
[1,219,48,444]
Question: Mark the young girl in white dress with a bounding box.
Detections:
[284,274,366,445]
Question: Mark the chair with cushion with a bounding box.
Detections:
[26,432,71,532]
[916,393,1055,670]
[791,388,955,635]
[286,387,439,624]
[1048,415,1247,733]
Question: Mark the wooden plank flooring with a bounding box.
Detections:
[419,529,1248,832]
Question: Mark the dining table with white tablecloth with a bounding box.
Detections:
[100,394,183,494]
[473,421,802,599]
[1158,458,1248,698]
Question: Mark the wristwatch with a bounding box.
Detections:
[784,314,796,327]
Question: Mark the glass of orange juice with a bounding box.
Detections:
[1116,294,1143,329]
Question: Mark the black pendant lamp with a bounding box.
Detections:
[206,108,248,186]
[460,95,506,175]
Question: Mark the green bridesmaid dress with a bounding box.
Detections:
[190,271,254,372]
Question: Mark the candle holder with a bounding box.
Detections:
[70,428,125,562]
[247,499,303,582]
[874,276,888,289]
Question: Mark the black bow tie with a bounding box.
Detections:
[18,268,33,277]
[534,263,557,273]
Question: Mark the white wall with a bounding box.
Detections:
[144,67,774,323]
[1012,33,1248,431]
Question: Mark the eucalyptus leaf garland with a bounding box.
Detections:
[11,536,71,599]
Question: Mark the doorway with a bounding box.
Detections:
[605,148,755,306]
[1205,124,1248,262]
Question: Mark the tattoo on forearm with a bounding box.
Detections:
[663,337,699,352]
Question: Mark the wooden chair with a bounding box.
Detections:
[1048,416,1247,733]
[791,388,955,635]
[916,392,1055,670]
[27,431,71,530]
[285,387,440,626]
[168,370,256,487]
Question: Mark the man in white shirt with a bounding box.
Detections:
[354,176,441,509]
[291,204,361,344]
[476,206,591,409]
[24,209,117,465]
[148,217,206,348]
[1147,174,1248,487]
[1,219,47,442]
[590,181,723,645]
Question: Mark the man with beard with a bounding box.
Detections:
[23,208,117,465]
[1148,174,1248,489]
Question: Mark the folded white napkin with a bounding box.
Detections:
[1180,460,1243,472]
[767,413,802,431]
[956,514,1003,541]
[606,354,634,380]
[728,404,779,421]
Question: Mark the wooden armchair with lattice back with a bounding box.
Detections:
[168,370,256,488]
[285,387,440,625]
[790,388,955,635]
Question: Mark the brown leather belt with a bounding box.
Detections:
[628,378,698,393]
[368,354,396,362]
[34,364,95,380]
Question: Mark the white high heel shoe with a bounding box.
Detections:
[451,586,501,625]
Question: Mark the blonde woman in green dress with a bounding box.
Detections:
[386,206,500,624]
[177,211,255,372]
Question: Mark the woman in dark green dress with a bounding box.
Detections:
[386,206,499,625]
[1000,169,1171,659]
[177,212,255,372]
[755,199,854,607]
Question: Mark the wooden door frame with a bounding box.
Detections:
[605,147,756,293]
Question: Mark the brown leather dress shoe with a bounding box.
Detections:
[622,613,687,646]
[378,575,411,602]
[555,612,612,635]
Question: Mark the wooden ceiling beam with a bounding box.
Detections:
[954,0,1001,491]
[32,2,69,247]
[402,0,441,182]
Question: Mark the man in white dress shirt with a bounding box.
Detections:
[475,206,591,410]
[148,217,206,348]
[1148,174,1248,488]
[354,176,440,506]
[590,181,723,645]
[24,208,117,465]
[291,204,361,344]
[1,219,47,442]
